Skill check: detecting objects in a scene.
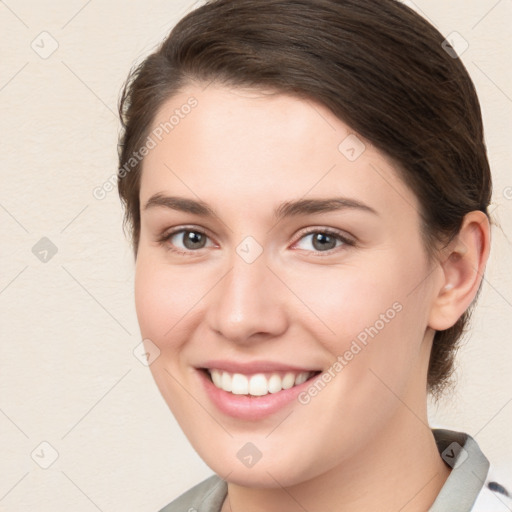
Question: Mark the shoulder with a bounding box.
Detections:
[157,474,227,512]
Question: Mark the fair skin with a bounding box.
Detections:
[134,84,490,511]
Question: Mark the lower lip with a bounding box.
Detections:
[198,369,316,421]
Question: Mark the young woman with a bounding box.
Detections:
[117,1,510,510]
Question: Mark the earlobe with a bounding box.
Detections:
[428,211,491,331]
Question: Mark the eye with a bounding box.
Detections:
[292,228,355,256]
[157,227,214,255]
[157,226,355,257]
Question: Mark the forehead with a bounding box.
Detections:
[140,84,419,223]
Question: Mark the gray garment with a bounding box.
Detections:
[158,429,492,512]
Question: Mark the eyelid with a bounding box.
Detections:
[290,226,356,256]
[157,225,216,255]
[157,225,355,256]
[159,225,213,241]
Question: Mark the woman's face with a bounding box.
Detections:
[135,84,442,486]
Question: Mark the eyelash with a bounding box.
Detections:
[157,226,356,258]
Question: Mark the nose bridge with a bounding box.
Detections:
[207,242,288,342]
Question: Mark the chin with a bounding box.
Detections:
[196,445,315,488]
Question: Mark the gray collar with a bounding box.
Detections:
[429,428,489,511]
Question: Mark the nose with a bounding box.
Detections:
[205,248,289,345]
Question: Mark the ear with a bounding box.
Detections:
[428,211,491,331]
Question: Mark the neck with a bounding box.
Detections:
[222,394,451,512]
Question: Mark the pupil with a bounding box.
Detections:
[314,233,335,251]
[185,231,205,249]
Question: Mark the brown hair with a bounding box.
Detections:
[117,0,492,398]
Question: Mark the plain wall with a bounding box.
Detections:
[1,0,511,510]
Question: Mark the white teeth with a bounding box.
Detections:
[248,374,268,396]
[268,374,282,394]
[281,372,295,390]
[295,372,308,385]
[208,370,312,396]
[211,369,222,388]
[221,371,232,392]
[231,373,249,395]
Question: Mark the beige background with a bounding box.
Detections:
[1,0,511,510]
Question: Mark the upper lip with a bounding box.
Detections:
[198,360,320,374]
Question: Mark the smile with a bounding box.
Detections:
[197,361,323,420]
[207,369,317,396]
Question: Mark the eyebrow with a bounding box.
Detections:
[143,193,379,220]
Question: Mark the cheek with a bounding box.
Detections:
[134,256,204,422]
[134,250,213,344]
[292,251,430,394]
[134,261,166,341]
[286,257,414,344]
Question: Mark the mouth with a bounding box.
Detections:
[200,368,322,397]
[196,360,324,420]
